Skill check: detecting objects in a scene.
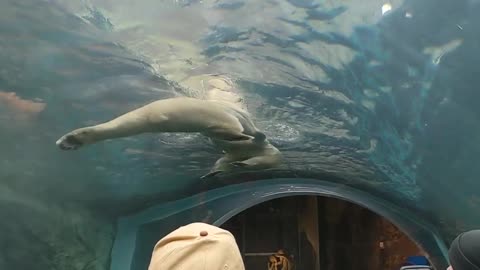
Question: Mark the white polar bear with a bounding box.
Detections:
[56,97,282,178]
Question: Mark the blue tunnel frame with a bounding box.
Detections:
[110,178,449,270]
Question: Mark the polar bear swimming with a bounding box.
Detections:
[56,97,282,178]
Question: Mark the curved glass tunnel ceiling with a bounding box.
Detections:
[0,0,479,269]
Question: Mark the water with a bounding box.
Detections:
[0,0,479,269]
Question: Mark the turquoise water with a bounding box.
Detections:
[0,0,478,269]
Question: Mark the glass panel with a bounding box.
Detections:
[0,0,477,269]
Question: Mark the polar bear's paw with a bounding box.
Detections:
[56,132,84,150]
[200,170,224,179]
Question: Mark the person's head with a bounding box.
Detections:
[448,229,480,270]
[148,222,245,270]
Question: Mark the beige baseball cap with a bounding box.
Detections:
[148,222,245,270]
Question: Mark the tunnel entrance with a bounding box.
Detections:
[221,195,431,270]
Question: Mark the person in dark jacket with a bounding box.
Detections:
[448,229,480,270]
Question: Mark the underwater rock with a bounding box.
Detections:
[0,190,114,270]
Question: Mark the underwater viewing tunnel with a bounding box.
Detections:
[1,0,479,270]
[112,180,443,270]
